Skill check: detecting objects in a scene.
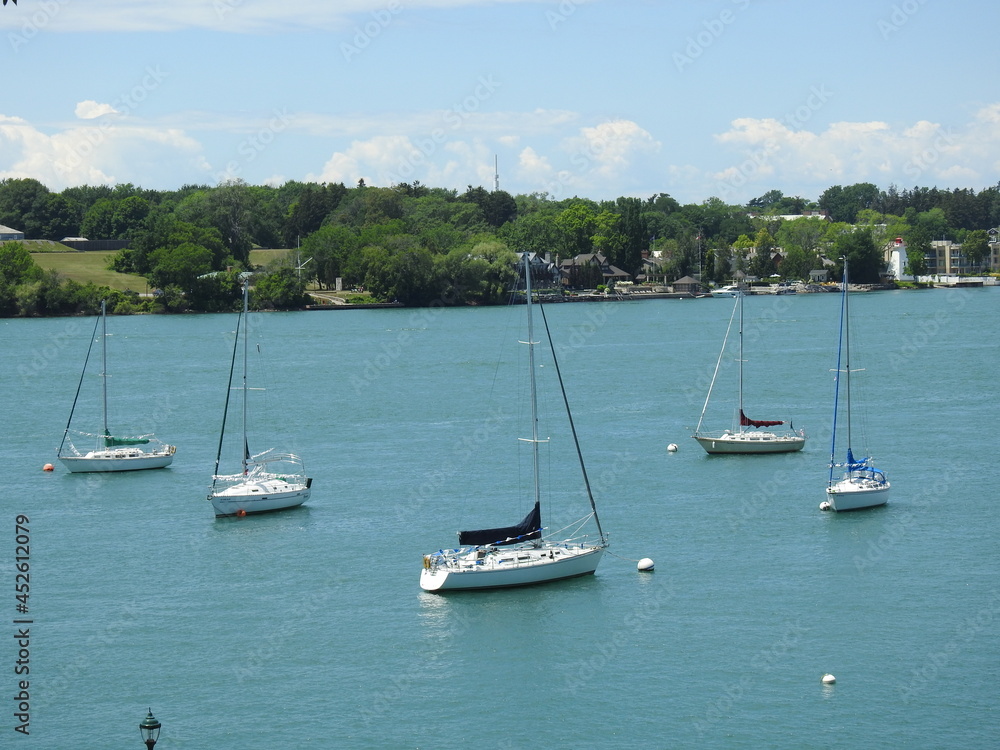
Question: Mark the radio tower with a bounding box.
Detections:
[494,155,499,192]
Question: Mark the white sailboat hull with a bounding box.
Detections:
[825,477,890,511]
[420,543,605,592]
[209,282,313,519]
[58,300,176,474]
[59,446,175,473]
[209,476,311,517]
[693,431,805,454]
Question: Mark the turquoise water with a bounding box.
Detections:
[2,288,998,748]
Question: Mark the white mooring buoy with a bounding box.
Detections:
[637,557,655,572]
[666,443,678,452]
[822,673,836,684]
[819,501,832,511]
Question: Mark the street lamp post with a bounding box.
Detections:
[139,709,161,749]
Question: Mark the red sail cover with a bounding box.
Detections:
[740,409,783,428]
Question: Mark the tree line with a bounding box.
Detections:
[0,176,998,317]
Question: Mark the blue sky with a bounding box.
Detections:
[2,0,997,204]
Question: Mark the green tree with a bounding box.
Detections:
[961,229,990,272]
[302,225,362,289]
[148,242,214,290]
[252,268,310,310]
[111,196,151,239]
[819,183,879,223]
[0,241,42,285]
[497,210,561,260]
[555,201,600,258]
[613,196,649,275]
[81,198,116,239]
[903,226,931,278]
[747,228,777,278]
[0,177,51,238]
[43,193,80,239]
[833,228,883,284]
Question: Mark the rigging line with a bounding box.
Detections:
[606,550,647,563]
[211,307,243,488]
[695,292,740,433]
[58,309,103,456]
[829,257,848,483]
[538,303,605,544]
[488,281,520,399]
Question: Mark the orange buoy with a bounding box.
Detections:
[236,509,246,517]
[43,463,55,472]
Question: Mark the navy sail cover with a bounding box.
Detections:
[458,502,541,546]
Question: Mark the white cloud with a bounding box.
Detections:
[0,0,541,34]
[0,113,203,190]
[709,105,1000,200]
[75,101,119,120]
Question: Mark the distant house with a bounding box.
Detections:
[59,238,130,251]
[559,252,632,288]
[747,210,832,222]
[520,251,561,286]
[0,224,25,241]
[671,275,702,294]
[809,269,830,283]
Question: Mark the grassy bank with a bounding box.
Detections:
[30,248,298,292]
[32,251,148,291]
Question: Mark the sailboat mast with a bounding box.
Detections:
[58,310,102,457]
[737,291,744,434]
[843,257,853,453]
[523,254,541,510]
[241,280,249,476]
[100,299,109,437]
[829,257,848,484]
[211,289,243,486]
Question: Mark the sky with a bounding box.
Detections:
[1,0,998,205]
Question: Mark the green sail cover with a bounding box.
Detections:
[104,433,150,447]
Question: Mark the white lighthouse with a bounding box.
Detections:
[887,236,911,281]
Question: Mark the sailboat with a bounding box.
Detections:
[208,281,312,517]
[822,257,889,511]
[420,254,607,592]
[57,300,176,472]
[692,291,806,454]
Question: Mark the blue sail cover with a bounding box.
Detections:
[836,448,885,479]
[458,502,541,547]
